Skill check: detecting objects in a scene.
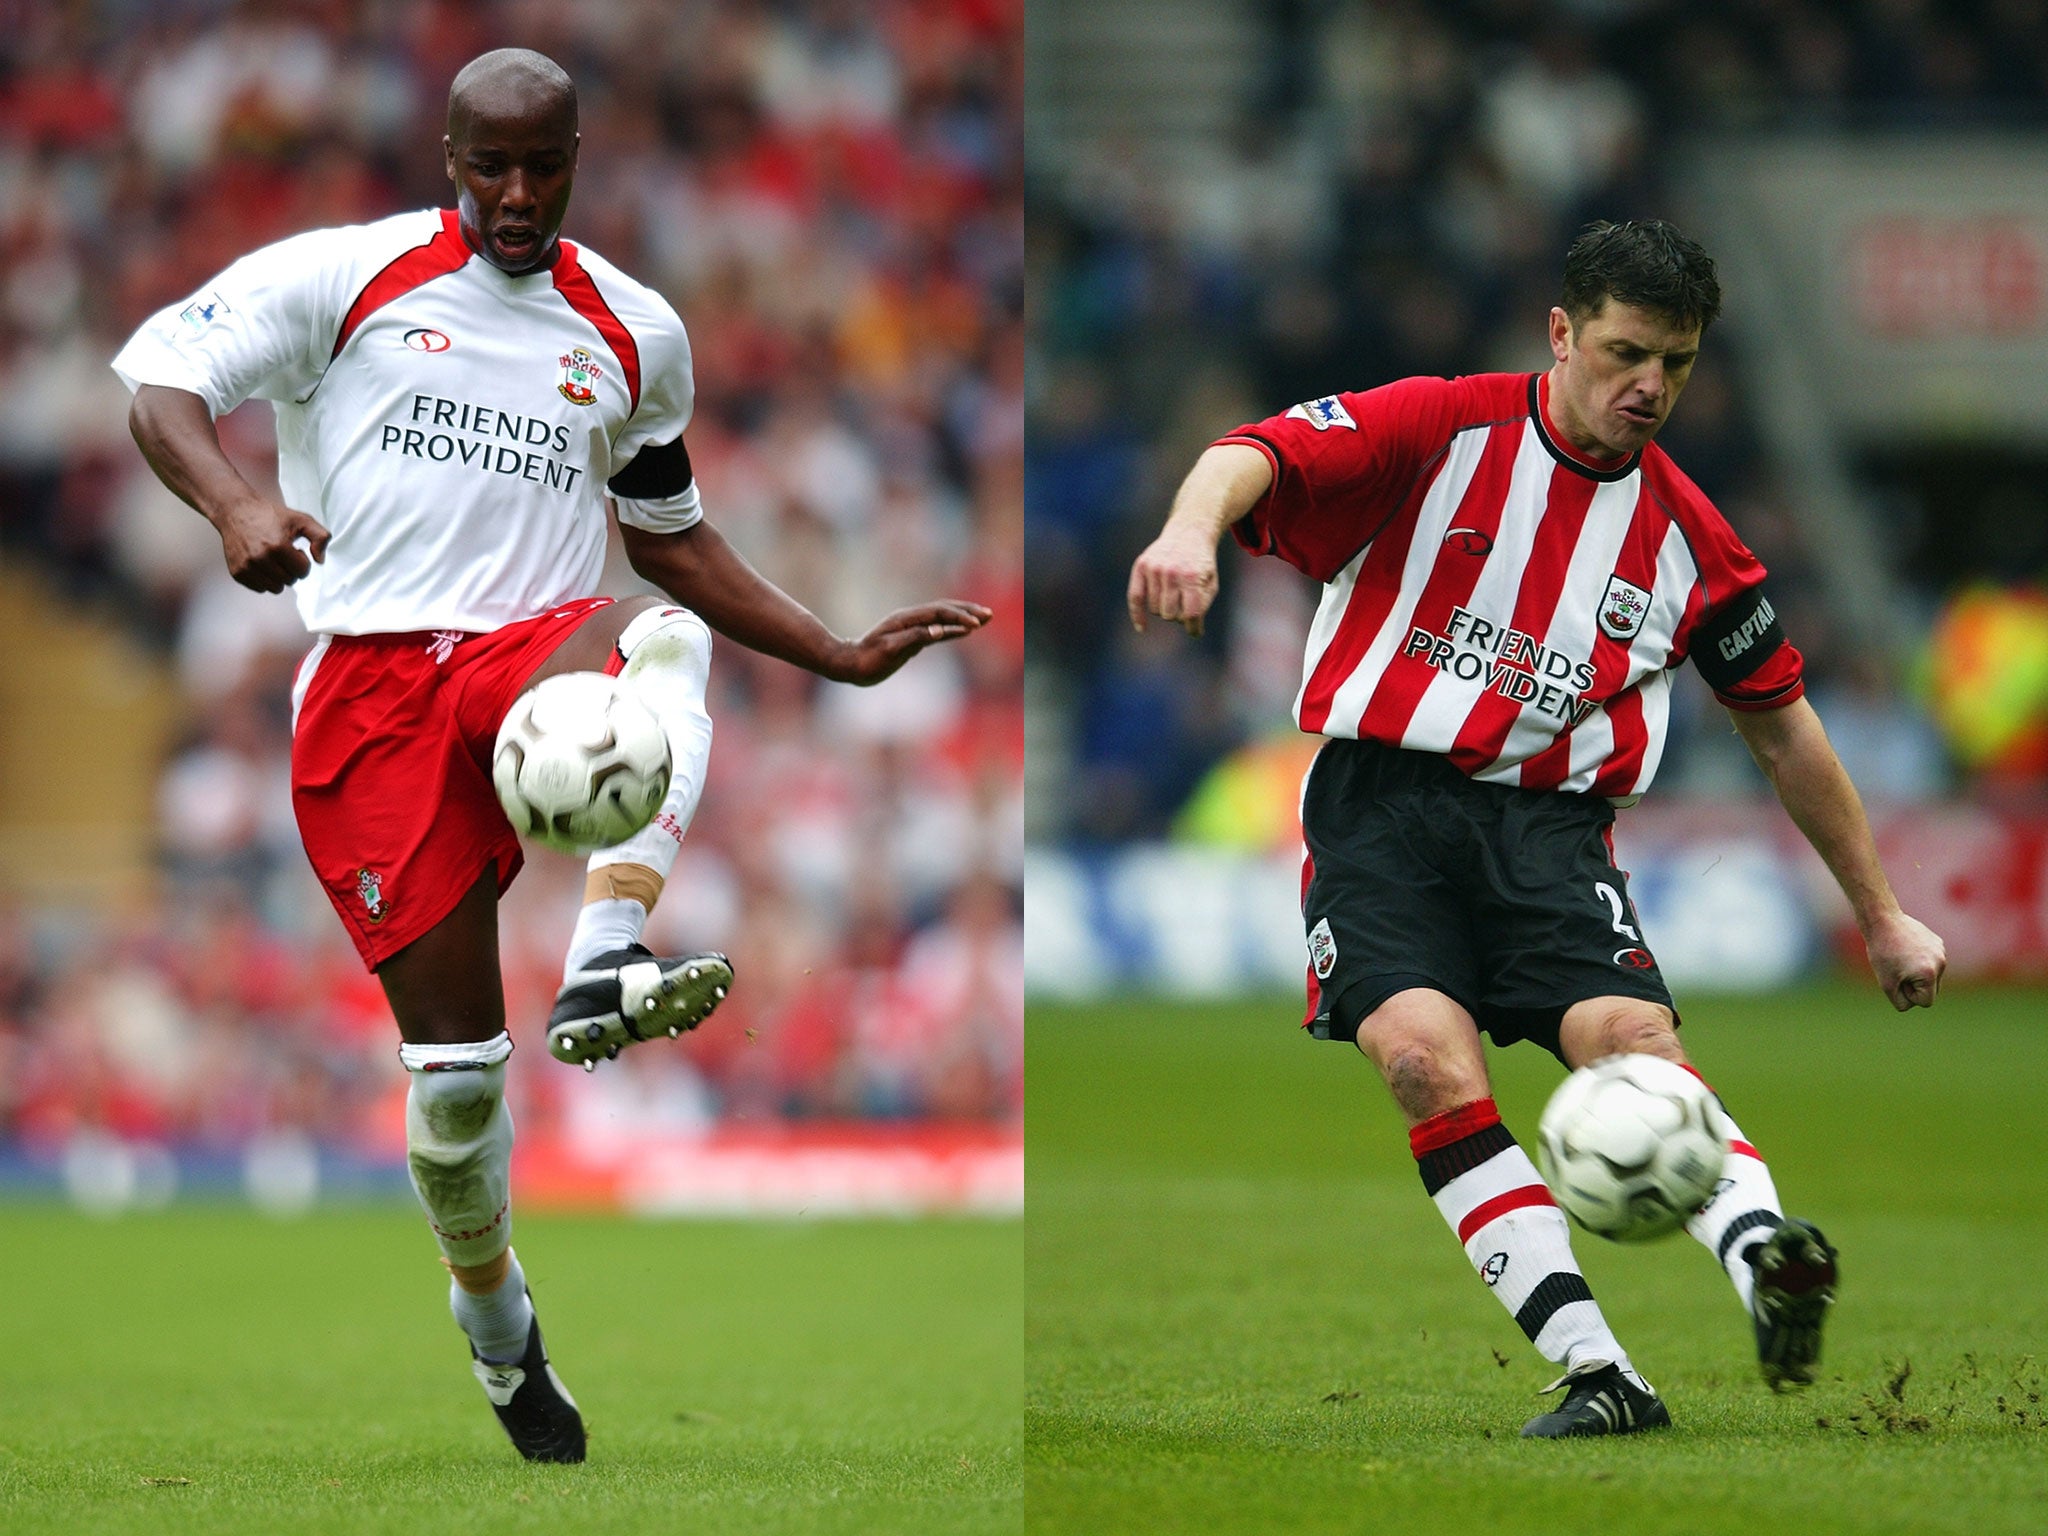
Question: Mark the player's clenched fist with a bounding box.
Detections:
[213,494,332,593]
[1128,526,1220,636]
[1127,441,1275,637]
[1864,909,1947,1011]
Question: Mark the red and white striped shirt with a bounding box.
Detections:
[1223,371,1803,797]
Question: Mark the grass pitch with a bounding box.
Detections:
[0,1209,1019,1535]
[1028,982,2048,1535]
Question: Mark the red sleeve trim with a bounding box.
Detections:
[551,241,642,415]
[1714,639,1807,713]
[330,209,473,360]
[1215,432,1282,554]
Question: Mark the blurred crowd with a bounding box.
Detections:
[1027,0,2048,846]
[0,0,1023,1154]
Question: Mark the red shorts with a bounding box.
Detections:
[291,598,617,969]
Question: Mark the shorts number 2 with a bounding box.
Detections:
[1594,881,1640,942]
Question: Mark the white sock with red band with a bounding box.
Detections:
[1413,1098,1634,1375]
[1678,1064,1783,1314]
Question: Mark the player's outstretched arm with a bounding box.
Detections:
[1730,697,1947,1010]
[129,384,331,594]
[1127,442,1274,637]
[619,520,989,686]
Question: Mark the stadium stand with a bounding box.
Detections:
[1027,0,2048,994]
[0,0,1023,1194]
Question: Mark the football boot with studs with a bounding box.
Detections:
[1748,1216,1838,1392]
[547,944,732,1070]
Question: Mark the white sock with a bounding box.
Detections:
[1682,1079,1783,1314]
[565,606,715,987]
[400,1037,514,1267]
[565,896,647,973]
[451,1247,534,1364]
[1414,1098,1633,1376]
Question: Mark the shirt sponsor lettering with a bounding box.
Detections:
[378,394,583,493]
[1400,604,1601,727]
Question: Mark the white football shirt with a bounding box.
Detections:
[112,208,703,636]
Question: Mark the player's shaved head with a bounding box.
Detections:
[443,49,580,273]
[447,48,577,145]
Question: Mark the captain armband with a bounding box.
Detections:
[1691,586,1804,709]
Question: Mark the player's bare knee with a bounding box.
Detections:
[1565,999,1682,1066]
[1375,1039,1480,1122]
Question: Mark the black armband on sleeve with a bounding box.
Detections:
[1691,587,1787,691]
[606,435,694,499]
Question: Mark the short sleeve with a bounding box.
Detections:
[1692,585,1806,710]
[609,295,700,535]
[1659,457,1807,711]
[110,228,348,417]
[1223,375,1463,583]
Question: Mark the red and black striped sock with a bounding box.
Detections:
[1413,1097,1633,1374]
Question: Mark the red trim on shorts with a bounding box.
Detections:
[552,241,641,413]
[1456,1183,1557,1243]
[332,210,471,358]
[1409,1096,1502,1158]
[1729,1139,1761,1161]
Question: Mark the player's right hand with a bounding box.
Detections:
[213,495,332,593]
[1127,524,1220,637]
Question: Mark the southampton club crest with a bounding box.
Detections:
[557,346,604,406]
[1598,574,1652,641]
[356,868,389,925]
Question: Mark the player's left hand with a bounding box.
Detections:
[1865,908,1946,1011]
[828,600,991,686]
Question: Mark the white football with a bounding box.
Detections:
[492,671,671,854]
[1535,1053,1730,1243]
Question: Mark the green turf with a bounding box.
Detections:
[0,1209,1019,1535]
[1027,982,2048,1535]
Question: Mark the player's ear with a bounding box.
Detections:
[1548,306,1573,365]
[443,135,457,183]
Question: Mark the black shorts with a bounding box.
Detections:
[1300,738,1674,1063]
